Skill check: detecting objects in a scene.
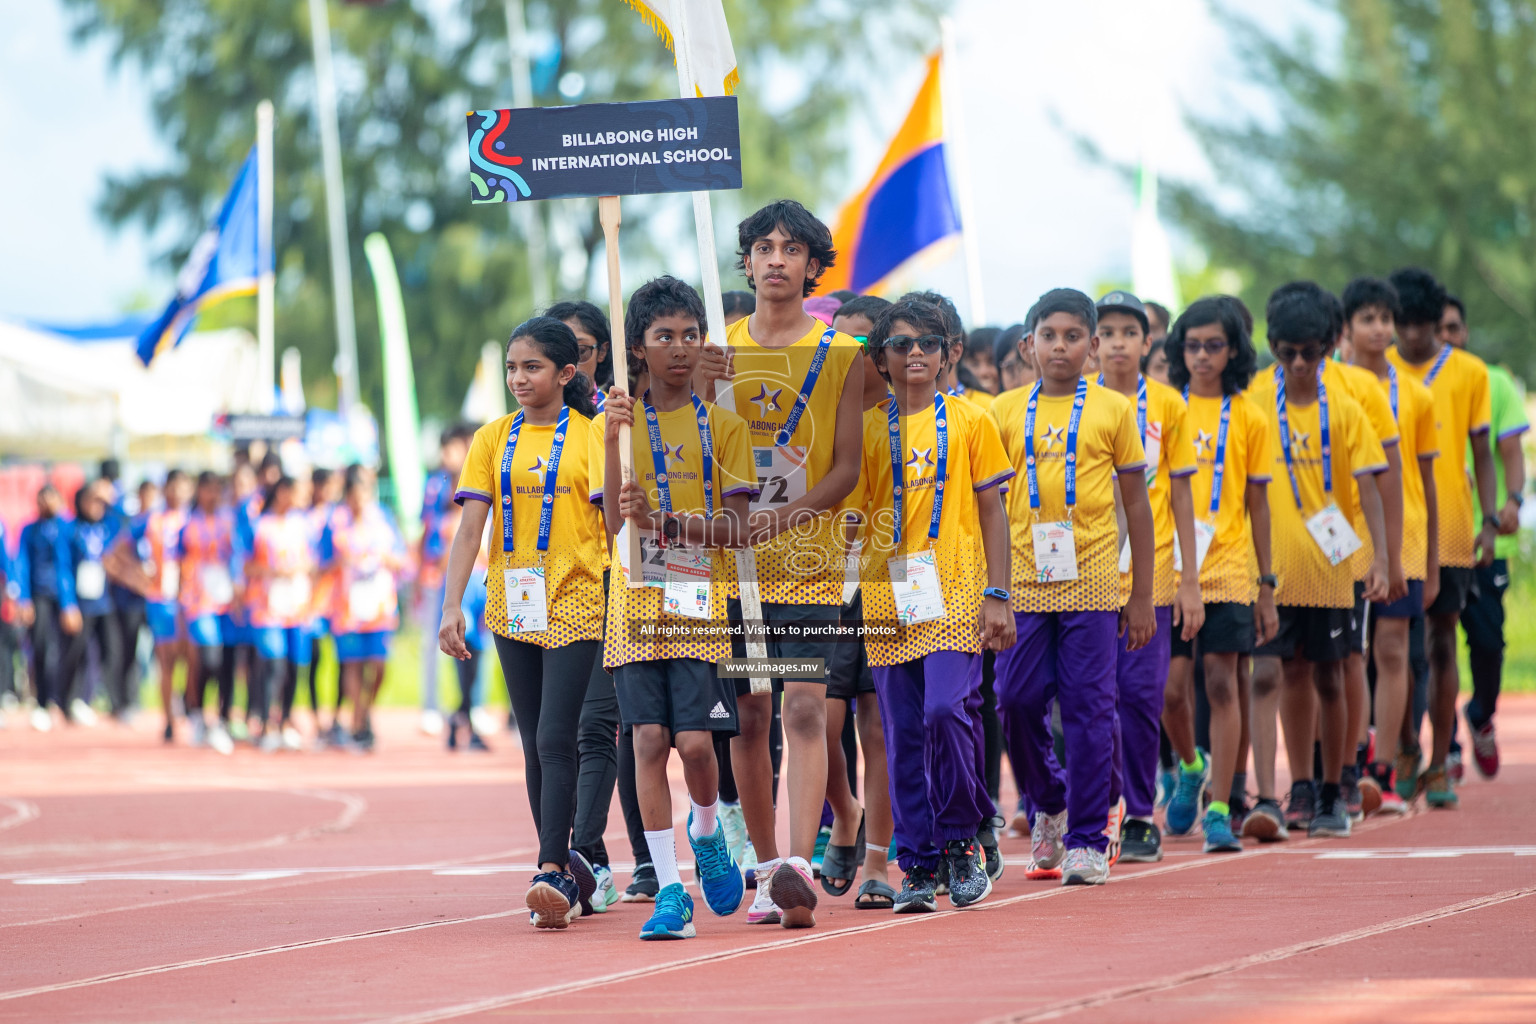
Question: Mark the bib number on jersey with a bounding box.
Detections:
[750,446,808,512]
[888,550,945,625]
[1032,521,1079,583]
[1306,503,1362,566]
[76,561,106,602]
[160,561,180,601]
[347,570,392,622]
[269,574,312,619]
[617,523,668,587]
[503,566,549,633]
[200,565,235,606]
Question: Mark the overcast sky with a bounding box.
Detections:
[0,0,1304,328]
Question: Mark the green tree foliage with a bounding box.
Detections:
[64,0,940,419]
[1165,0,1536,373]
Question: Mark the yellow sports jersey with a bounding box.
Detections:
[594,397,757,669]
[457,410,607,648]
[1248,372,1388,608]
[1388,345,1492,567]
[948,384,995,411]
[991,382,1147,614]
[1115,377,1197,606]
[1364,367,1438,580]
[1325,360,1400,581]
[1181,392,1272,605]
[848,393,1013,667]
[722,316,862,605]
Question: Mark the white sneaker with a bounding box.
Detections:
[70,700,99,727]
[719,802,748,862]
[418,709,444,736]
[259,730,283,753]
[1031,810,1067,869]
[281,725,304,750]
[470,706,498,736]
[769,857,818,929]
[1104,796,1126,867]
[590,864,618,913]
[1061,846,1109,886]
[189,716,207,747]
[30,706,53,733]
[207,723,235,756]
[746,884,781,925]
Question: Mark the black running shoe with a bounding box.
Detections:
[1118,818,1163,863]
[568,849,598,917]
[893,864,937,914]
[978,815,1004,882]
[1308,797,1352,838]
[623,862,659,903]
[933,854,950,896]
[1340,765,1363,822]
[1283,780,1316,831]
[944,838,992,909]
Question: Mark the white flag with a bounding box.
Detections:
[624,0,739,97]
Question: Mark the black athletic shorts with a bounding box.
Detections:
[1252,604,1351,663]
[615,657,739,735]
[1169,601,1255,659]
[727,599,837,696]
[1427,565,1476,618]
[1350,580,1367,654]
[1372,578,1424,619]
[825,588,876,701]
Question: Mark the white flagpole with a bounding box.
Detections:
[671,6,769,695]
[503,0,552,309]
[940,18,986,326]
[256,99,276,415]
[307,0,362,410]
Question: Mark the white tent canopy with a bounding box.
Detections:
[0,320,260,459]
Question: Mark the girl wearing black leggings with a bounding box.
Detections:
[440,316,606,931]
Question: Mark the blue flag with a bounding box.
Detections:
[135,148,267,365]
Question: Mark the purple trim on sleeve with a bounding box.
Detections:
[1114,461,1148,477]
[1169,467,1198,478]
[588,490,603,507]
[1497,423,1530,441]
[455,488,492,506]
[973,469,1016,492]
[722,484,761,498]
[1353,462,1389,478]
[1381,436,1400,447]
[1249,474,1273,484]
[1470,425,1491,436]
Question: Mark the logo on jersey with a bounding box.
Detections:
[1195,428,1214,456]
[750,384,784,415]
[528,455,547,477]
[666,442,686,464]
[1038,423,1065,450]
[905,447,934,471]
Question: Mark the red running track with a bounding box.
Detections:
[2,697,1534,1023]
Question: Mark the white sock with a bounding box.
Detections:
[756,856,781,877]
[689,798,718,839]
[644,828,681,889]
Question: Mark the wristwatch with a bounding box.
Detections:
[1258,574,1278,589]
[983,586,1010,602]
[1508,491,1524,509]
[662,513,681,544]
[1482,514,1500,530]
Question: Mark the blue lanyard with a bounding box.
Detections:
[946,384,964,398]
[773,328,835,447]
[1098,373,1148,445]
[1183,388,1232,518]
[1423,344,1453,387]
[642,392,716,521]
[499,406,569,555]
[1387,365,1398,421]
[593,389,607,413]
[886,392,948,547]
[1274,365,1331,509]
[1023,377,1088,513]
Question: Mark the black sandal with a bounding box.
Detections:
[854,878,896,910]
[819,811,864,897]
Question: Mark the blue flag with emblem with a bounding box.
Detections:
[135,148,266,365]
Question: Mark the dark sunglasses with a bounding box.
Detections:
[1274,344,1325,364]
[881,334,946,355]
[1184,339,1231,355]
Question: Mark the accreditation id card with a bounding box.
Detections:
[269,574,312,619]
[888,550,945,625]
[503,565,549,633]
[663,547,713,620]
[1032,521,1079,582]
[1305,503,1362,566]
[1173,520,1218,575]
[201,564,235,606]
[76,561,106,602]
[1141,421,1163,491]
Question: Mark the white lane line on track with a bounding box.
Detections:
[0,845,535,930]
[364,853,1256,1024]
[0,799,40,833]
[0,909,525,1003]
[979,885,1536,1023]
[0,786,367,881]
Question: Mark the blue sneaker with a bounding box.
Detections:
[1165,755,1209,836]
[639,882,696,940]
[526,871,580,930]
[687,813,744,916]
[1200,809,1242,853]
[811,825,832,876]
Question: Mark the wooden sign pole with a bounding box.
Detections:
[598,194,645,585]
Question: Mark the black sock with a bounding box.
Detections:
[1355,742,1369,772]
[1319,782,1341,808]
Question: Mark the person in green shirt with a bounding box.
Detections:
[1441,295,1528,780]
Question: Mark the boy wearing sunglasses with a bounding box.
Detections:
[991,288,1157,886]
[845,297,1014,912]
[1247,281,1390,840]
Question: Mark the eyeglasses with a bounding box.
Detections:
[1274,344,1325,364]
[1184,339,1230,355]
[881,334,946,354]
[577,344,597,362]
